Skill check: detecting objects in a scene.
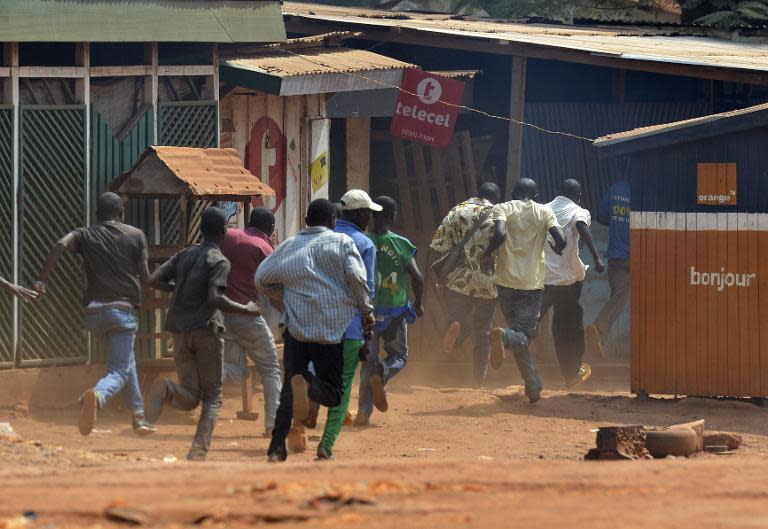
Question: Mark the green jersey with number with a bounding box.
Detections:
[368,231,416,309]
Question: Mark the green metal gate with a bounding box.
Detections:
[0,107,14,367]
[19,106,88,366]
[91,107,156,361]
[158,101,217,245]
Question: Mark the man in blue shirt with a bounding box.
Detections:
[586,179,630,357]
[317,189,379,459]
[293,190,380,460]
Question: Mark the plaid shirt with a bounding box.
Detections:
[430,197,497,299]
[255,227,372,344]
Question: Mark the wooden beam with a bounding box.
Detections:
[90,65,153,78]
[157,65,215,77]
[18,66,85,78]
[505,56,526,197]
[285,19,768,86]
[82,43,91,226]
[0,67,10,78]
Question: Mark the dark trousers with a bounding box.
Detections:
[541,282,585,384]
[167,328,224,455]
[442,288,497,384]
[594,259,630,337]
[497,286,543,395]
[268,330,344,459]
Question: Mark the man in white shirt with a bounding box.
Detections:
[541,180,604,388]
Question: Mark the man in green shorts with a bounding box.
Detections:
[308,190,380,460]
[354,196,424,426]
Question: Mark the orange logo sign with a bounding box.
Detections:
[697,163,736,206]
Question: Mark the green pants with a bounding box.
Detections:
[319,339,364,454]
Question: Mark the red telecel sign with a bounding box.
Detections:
[390,69,465,148]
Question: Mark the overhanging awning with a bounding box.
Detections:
[221,47,417,96]
[0,0,286,43]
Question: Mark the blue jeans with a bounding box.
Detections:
[497,286,543,396]
[358,318,408,416]
[84,306,143,414]
[223,314,282,429]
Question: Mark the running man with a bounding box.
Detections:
[310,190,380,460]
[355,196,424,426]
[255,199,373,462]
[219,207,282,437]
[484,179,566,403]
[34,192,154,436]
[540,180,604,388]
[146,207,260,461]
[430,182,500,387]
[586,178,631,357]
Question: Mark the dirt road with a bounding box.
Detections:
[2,380,768,528]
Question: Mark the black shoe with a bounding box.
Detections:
[187,447,207,461]
[132,415,157,437]
[369,363,388,413]
[316,446,334,461]
[267,452,286,463]
[145,378,168,425]
[79,389,98,436]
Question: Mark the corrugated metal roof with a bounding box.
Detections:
[113,146,275,198]
[595,102,768,144]
[593,102,768,155]
[224,46,416,77]
[283,2,768,75]
[1,0,286,43]
[428,69,481,79]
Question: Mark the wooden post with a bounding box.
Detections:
[212,44,220,147]
[505,56,527,198]
[430,146,450,217]
[459,131,477,197]
[391,138,414,235]
[179,195,189,246]
[412,144,432,233]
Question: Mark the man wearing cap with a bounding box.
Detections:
[309,189,379,460]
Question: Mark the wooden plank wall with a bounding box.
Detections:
[631,211,766,397]
[377,131,495,360]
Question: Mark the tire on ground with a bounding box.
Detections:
[645,428,701,458]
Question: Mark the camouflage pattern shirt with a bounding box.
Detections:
[430,197,497,299]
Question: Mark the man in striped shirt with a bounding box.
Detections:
[255,198,374,462]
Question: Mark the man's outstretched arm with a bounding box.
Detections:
[34,232,78,294]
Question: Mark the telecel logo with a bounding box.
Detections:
[396,76,453,128]
[416,77,442,104]
[690,267,756,292]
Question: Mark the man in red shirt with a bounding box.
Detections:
[220,207,281,436]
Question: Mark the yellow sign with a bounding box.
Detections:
[310,152,329,193]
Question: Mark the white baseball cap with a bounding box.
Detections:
[340,189,383,212]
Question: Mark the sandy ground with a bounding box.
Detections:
[2,366,768,528]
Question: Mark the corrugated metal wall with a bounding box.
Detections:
[91,106,156,362]
[522,102,709,212]
[19,106,88,367]
[0,107,14,367]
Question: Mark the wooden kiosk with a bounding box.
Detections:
[594,103,768,399]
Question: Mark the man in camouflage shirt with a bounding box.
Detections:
[430,182,500,386]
